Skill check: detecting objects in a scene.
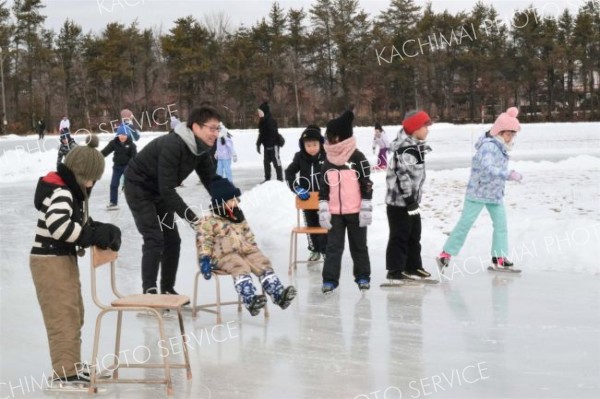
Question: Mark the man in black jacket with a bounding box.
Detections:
[256,102,283,182]
[124,106,221,295]
[101,130,137,210]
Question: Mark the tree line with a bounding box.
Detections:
[1,0,599,134]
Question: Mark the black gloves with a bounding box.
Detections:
[78,220,122,251]
[406,201,420,216]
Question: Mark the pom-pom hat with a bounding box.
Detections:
[490,107,521,136]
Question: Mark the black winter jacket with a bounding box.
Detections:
[124,126,218,222]
[285,149,326,193]
[101,137,137,166]
[257,113,279,148]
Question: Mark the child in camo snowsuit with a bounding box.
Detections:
[196,178,297,315]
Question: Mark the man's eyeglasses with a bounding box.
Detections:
[203,124,221,133]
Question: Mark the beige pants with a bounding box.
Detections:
[218,249,273,278]
[30,255,84,377]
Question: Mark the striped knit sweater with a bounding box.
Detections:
[31,164,86,256]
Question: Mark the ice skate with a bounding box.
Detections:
[45,374,106,393]
[436,252,451,273]
[322,282,337,294]
[356,278,370,291]
[307,251,321,262]
[106,203,119,211]
[488,257,522,273]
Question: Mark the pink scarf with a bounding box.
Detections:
[324,136,356,166]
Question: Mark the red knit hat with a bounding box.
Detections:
[402,111,432,135]
[490,107,521,136]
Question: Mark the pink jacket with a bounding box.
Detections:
[320,137,373,215]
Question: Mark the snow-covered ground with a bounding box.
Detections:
[0,122,599,398]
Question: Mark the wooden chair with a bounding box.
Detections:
[288,192,329,275]
[88,247,191,396]
[192,248,269,323]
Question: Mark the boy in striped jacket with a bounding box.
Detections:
[30,135,121,387]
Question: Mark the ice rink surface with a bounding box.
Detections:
[1,124,599,398]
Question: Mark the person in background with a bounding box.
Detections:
[59,116,70,134]
[117,109,140,141]
[285,124,328,262]
[372,122,390,169]
[215,122,237,182]
[101,128,137,210]
[256,102,283,182]
[170,116,181,132]
[37,119,46,140]
[57,130,77,169]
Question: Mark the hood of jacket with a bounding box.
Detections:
[34,163,85,211]
[174,122,211,156]
[475,131,508,155]
[390,129,420,152]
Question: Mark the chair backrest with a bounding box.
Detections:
[90,246,121,308]
[92,246,118,268]
[295,192,320,210]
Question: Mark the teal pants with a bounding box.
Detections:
[443,199,508,258]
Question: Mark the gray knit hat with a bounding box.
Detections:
[63,134,105,183]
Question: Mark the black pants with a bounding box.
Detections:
[263,147,283,181]
[386,205,422,276]
[38,130,44,139]
[322,214,370,286]
[303,209,327,253]
[124,180,181,293]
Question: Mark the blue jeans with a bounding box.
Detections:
[443,199,509,258]
[110,165,127,205]
[217,159,233,182]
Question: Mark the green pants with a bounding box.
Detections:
[443,199,509,258]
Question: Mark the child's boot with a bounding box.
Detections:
[260,271,297,309]
[234,275,266,316]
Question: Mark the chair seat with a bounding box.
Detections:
[111,294,190,308]
[293,226,328,234]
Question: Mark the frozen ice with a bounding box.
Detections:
[1,124,599,398]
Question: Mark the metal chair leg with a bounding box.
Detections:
[177,309,192,380]
[88,309,108,393]
[113,310,123,379]
[192,271,200,318]
[153,309,172,396]
[215,274,222,324]
[288,232,295,275]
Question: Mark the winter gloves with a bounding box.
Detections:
[319,201,332,230]
[406,202,420,216]
[508,170,523,182]
[294,187,310,201]
[200,256,212,280]
[320,200,373,228]
[359,200,373,227]
[78,219,121,251]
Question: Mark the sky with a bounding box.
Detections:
[9,0,587,35]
